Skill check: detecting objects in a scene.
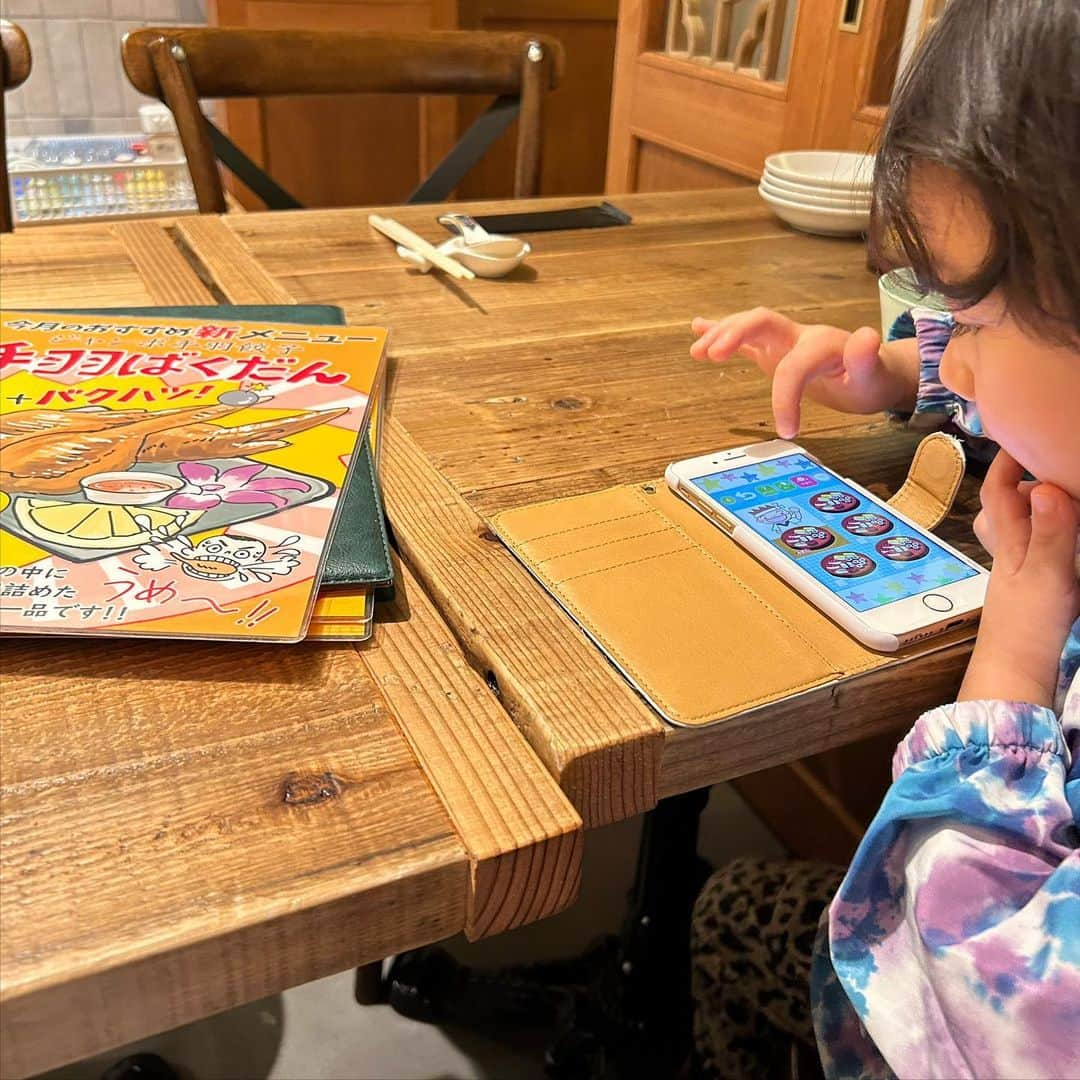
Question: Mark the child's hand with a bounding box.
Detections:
[959,450,1080,708]
[690,308,919,438]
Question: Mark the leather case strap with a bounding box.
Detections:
[888,432,966,531]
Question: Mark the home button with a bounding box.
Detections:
[922,593,954,613]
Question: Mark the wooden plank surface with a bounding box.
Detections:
[364,555,583,939]
[174,215,295,304]
[380,419,664,825]
[0,220,584,1074]
[209,189,982,825]
[0,637,466,1079]
[113,220,218,304]
[0,220,208,309]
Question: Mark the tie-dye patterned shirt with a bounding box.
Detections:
[811,310,1080,1080]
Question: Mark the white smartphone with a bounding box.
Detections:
[665,440,988,652]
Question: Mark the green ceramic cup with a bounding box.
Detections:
[877,268,949,338]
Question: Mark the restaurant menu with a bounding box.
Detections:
[0,310,386,642]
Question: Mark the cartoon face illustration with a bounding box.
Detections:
[750,502,803,533]
[820,551,876,578]
[180,535,270,580]
[876,536,931,562]
[132,525,301,584]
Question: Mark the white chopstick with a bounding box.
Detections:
[368,213,476,281]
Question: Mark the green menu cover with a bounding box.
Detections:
[54,305,393,590]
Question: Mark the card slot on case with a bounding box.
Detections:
[494,488,656,547]
[525,522,688,579]
[541,543,840,724]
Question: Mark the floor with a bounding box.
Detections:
[39,785,782,1080]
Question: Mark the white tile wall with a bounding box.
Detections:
[4,0,43,16]
[1,0,207,135]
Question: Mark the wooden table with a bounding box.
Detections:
[0,191,979,1075]
[0,221,582,1079]
[174,190,980,825]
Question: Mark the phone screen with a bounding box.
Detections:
[689,452,979,612]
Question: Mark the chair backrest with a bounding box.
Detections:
[121,28,563,214]
[1,20,32,233]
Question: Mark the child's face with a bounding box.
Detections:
[911,167,1080,500]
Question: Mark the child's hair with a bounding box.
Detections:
[870,0,1080,342]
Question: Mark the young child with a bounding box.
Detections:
[688,1,1079,1076]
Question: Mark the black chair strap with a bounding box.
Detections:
[200,92,522,211]
[205,117,303,210]
[406,93,521,204]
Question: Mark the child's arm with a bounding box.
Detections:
[828,697,1078,1079]
[690,308,920,438]
[826,455,1080,1079]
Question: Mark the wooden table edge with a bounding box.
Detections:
[0,853,466,1079]
[163,216,586,930]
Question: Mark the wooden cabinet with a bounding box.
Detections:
[209,0,618,208]
[606,0,920,194]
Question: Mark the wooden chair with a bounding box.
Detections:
[1,20,32,233]
[121,28,563,214]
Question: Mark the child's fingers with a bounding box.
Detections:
[841,327,883,387]
[769,334,844,438]
[689,318,720,357]
[972,481,1037,557]
[702,308,793,366]
[979,450,1032,568]
[690,322,731,360]
[1026,484,1080,586]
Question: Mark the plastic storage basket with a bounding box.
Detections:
[7,134,198,225]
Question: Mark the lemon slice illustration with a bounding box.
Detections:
[12,499,196,550]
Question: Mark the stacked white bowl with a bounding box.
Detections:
[758,151,873,237]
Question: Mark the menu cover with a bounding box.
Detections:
[0,310,386,642]
[44,305,395,590]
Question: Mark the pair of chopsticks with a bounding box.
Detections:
[368,213,476,281]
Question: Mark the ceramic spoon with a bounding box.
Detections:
[396,213,531,278]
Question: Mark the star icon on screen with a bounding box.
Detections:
[848,592,867,604]
[909,572,926,585]
[739,472,759,482]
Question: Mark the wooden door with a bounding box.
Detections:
[803,0,921,151]
[606,0,922,193]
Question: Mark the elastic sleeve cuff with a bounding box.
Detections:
[893,699,1067,780]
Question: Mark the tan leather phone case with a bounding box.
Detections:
[490,434,973,727]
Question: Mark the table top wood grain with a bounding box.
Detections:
[0,193,982,1074]
[0,222,582,1078]
[197,189,982,824]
